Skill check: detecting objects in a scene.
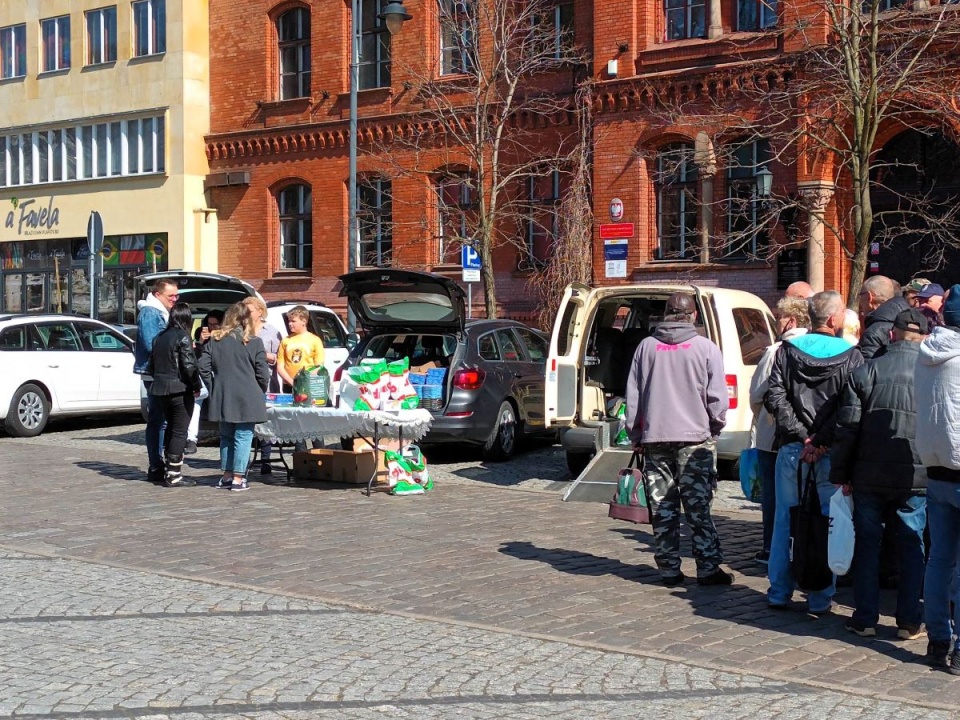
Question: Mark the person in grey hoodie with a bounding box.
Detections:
[625,292,732,587]
[915,284,960,672]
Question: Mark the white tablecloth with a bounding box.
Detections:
[255,406,433,444]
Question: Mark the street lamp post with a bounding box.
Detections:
[347,0,412,332]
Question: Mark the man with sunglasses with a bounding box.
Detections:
[135,278,180,483]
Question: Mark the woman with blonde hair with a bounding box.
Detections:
[198,301,271,491]
[242,296,284,475]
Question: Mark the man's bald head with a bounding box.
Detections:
[859,275,897,315]
[784,281,814,300]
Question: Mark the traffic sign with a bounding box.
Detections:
[461,245,482,270]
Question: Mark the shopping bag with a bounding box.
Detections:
[608,451,651,524]
[293,366,329,407]
[789,462,833,592]
[739,447,762,503]
[828,488,855,576]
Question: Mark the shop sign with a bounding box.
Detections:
[4,197,61,237]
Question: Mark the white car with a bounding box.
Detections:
[266,300,354,387]
[0,314,141,437]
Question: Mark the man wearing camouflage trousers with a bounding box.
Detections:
[625,293,733,587]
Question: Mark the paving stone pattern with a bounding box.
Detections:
[1,419,958,716]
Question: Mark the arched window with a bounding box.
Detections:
[436,172,477,264]
[358,178,392,266]
[278,184,312,270]
[725,138,771,258]
[277,8,311,99]
[655,143,698,260]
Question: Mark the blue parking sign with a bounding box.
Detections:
[461,245,482,270]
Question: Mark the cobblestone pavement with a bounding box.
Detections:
[0,549,949,719]
[1,417,958,717]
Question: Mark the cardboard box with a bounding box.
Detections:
[292,449,335,481]
[330,449,389,485]
[410,361,439,374]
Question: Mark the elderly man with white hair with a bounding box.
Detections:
[764,290,864,613]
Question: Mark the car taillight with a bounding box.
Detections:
[725,374,738,410]
[453,368,485,390]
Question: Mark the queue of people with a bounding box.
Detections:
[134,282,314,492]
[624,275,960,674]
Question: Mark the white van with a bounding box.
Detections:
[545,283,776,490]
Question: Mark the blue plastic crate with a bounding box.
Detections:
[420,384,443,399]
[408,373,426,385]
[426,368,448,384]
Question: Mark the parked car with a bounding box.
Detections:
[545,283,776,482]
[135,270,262,326]
[338,269,553,460]
[265,299,353,385]
[0,314,141,436]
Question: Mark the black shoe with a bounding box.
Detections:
[661,573,686,587]
[698,570,734,586]
[260,464,272,475]
[183,440,198,455]
[926,639,951,668]
[164,476,197,487]
[950,651,960,676]
[147,467,165,484]
[753,550,770,565]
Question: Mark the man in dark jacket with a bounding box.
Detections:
[625,293,732,587]
[831,309,929,639]
[858,275,909,360]
[765,290,864,612]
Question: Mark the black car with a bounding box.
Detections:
[337,269,552,461]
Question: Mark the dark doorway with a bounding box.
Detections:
[870,129,960,286]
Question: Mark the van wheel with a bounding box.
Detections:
[482,401,518,462]
[566,451,592,477]
[5,383,50,437]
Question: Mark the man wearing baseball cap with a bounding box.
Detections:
[917,283,945,328]
[625,292,733,587]
[902,278,932,308]
[831,308,929,640]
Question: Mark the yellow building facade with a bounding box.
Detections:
[0,0,213,322]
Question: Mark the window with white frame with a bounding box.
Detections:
[737,0,777,31]
[358,178,392,266]
[656,143,699,260]
[725,138,771,258]
[0,24,26,79]
[278,184,312,271]
[41,16,71,72]
[86,6,118,65]
[0,115,165,188]
[865,0,907,10]
[359,0,392,89]
[536,1,574,60]
[277,7,310,99]
[525,169,563,267]
[436,173,476,264]
[665,0,706,40]
[438,0,474,75]
[133,0,166,57]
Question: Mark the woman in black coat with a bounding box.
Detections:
[149,302,202,487]
[198,301,270,491]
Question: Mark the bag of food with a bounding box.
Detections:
[401,445,432,490]
[340,366,378,411]
[384,449,414,487]
[293,366,329,407]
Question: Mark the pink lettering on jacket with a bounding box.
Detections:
[656,343,692,351]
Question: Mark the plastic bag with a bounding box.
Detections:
[828,488,855,576]
[739,447,762,503]
[293,365,329,407]
[610,399,631,446]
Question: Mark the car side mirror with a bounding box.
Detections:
[346,332,361,350]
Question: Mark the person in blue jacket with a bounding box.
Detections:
[134,278,179,483]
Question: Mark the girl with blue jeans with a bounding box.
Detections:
[198,301,271,491]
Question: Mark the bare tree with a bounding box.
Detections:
[633,1,960,302]
[371,0,588,318]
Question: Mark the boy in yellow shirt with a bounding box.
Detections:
[277,306,325,390]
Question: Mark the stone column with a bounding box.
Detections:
[695,132,717,265]
[708,0,723,39]
[797,181,835,293]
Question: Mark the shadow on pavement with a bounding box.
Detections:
[501,515,930,669]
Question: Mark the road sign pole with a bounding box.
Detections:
[468,283,472,319]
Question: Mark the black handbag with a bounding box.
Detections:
[789,461,833,592]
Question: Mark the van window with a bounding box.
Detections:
[732,307,773,365]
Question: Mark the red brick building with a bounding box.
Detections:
[206,0,960,320]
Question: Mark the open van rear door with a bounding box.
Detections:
[545,283,590,428]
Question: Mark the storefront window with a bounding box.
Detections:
[70,267,91,317]
[25,273,46,312]
[3,274,23,313]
